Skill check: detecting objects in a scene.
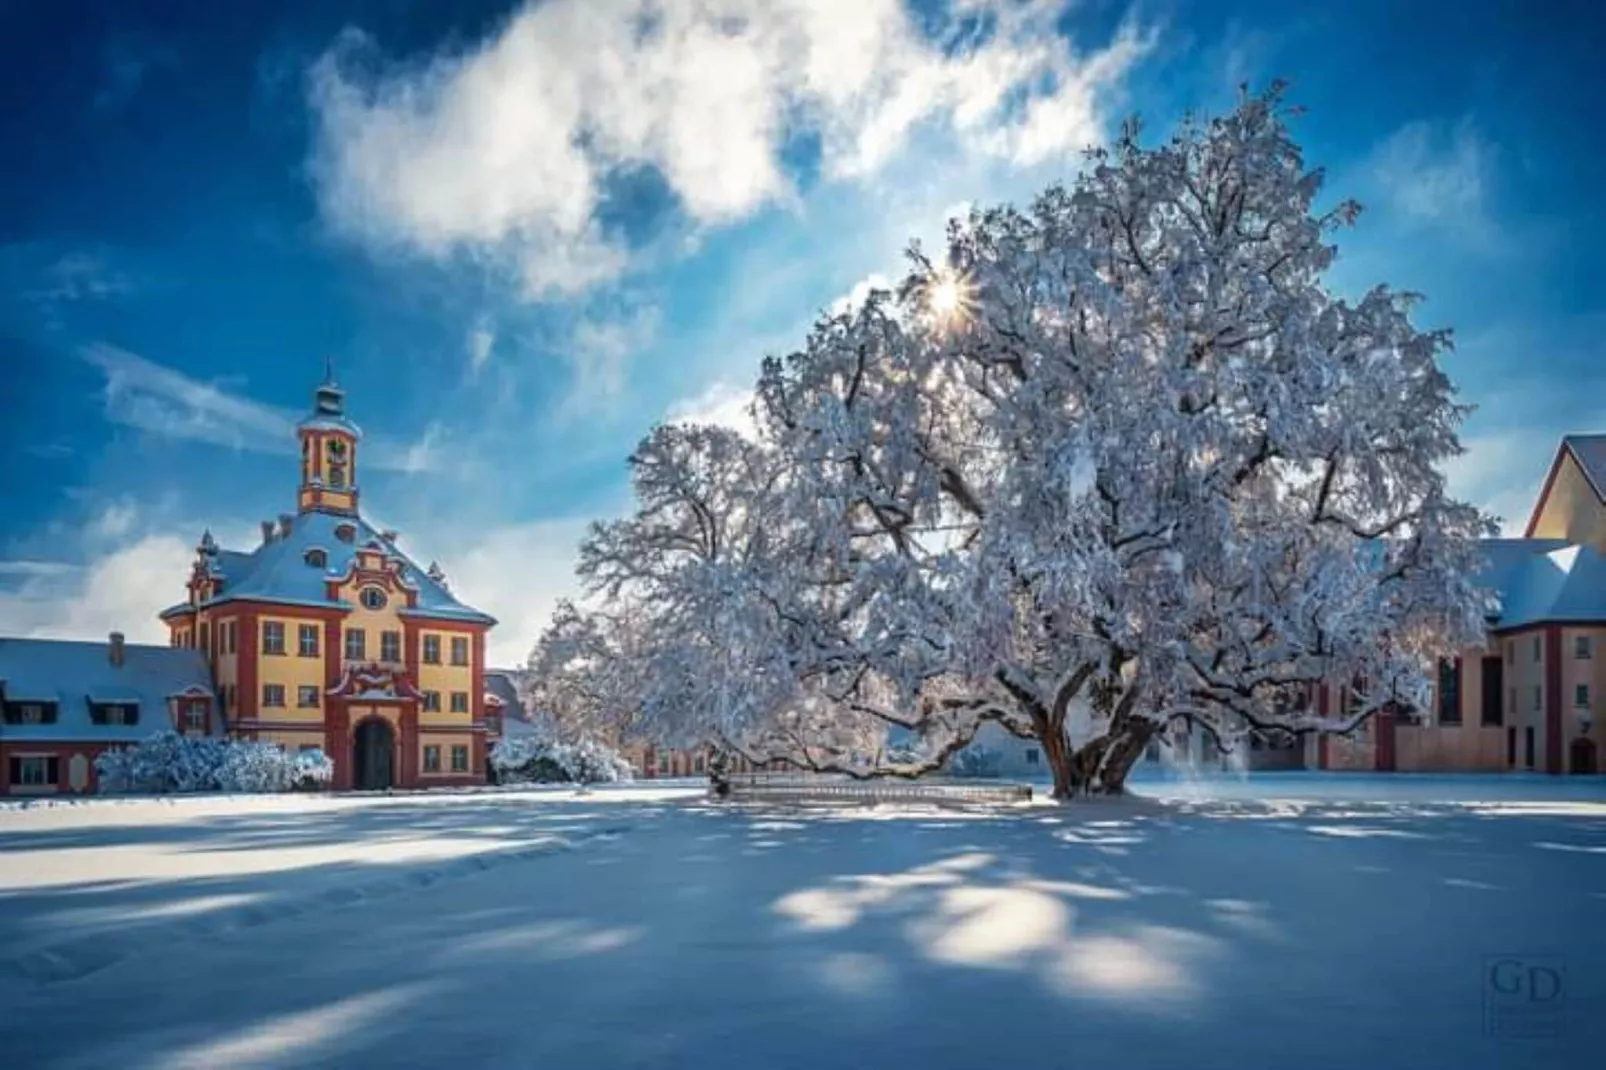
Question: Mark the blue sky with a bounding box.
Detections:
[2,0,1603,665]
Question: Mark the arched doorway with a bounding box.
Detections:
[353,718,395,790]
[1569,737,1597,775]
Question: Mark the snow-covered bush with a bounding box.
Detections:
[95,732,323,795]
[293,747,335,789]
[490,735,634,785]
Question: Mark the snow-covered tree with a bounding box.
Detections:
[536,84,1491,799]
[489,735,635,785]
[95,733,326,794]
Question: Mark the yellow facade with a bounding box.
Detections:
[334,575,404,667]
[256,614,328,723]
[1529,452,1606,550]
[419,733,475,777]
[418,628,475,728]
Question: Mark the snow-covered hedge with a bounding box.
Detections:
[490,735,634,785]
[96,731,333,794]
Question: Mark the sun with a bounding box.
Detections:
[925,267,974,328]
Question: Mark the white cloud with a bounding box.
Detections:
[830,272,894,316]
[0,534,192,644]
[1369,117,1494,227]
[307,0,1152,298]
[561,305,661,418]
[88,499,140,541]
[402,517,595,667]
[665,379,757,439]
[467,318,496,376]
[1442,429,1557,535]
[80,342,444,472]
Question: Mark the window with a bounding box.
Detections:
[3,702,58,725]
[345,628,366,662]
[424,745,441,772]
[1436,659,1461,725]
[1480,656,1504,726]
[694,755,705,773]
[9,756,57,787]
[1507,726,1516,767]
[1025,747,1040,764]
[423,691,441,712]
[1533,635,1542,662]
[263,684,286,708]
[199,622,210,654]
[1576,684,1590,708]
[298,624,320,657]
[222,684,234,717]
[185,702,207,731]
[450,636,469,666]
[90,703,139,726]
[451,746,469,772]
[262,621,285,655]
[1533,686,1542,711]
[298,685,320,709]
[360,587,387,610]
[1524,726,1535,768]
[380,631,401,663]
[1577,636,1593,660]
[335,523,357,543]
[423,635,441,664]
[450,691,469,713]
[223,620,236,655]
[305,548,328,568]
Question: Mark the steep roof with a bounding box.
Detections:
[1524,434,1606,537]
[0,638,217,743]
[164,509,494,624]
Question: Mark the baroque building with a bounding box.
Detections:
[159,371,496,790]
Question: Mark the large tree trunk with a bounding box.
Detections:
[1039,726,1080,800]
[1093,721,1157,795]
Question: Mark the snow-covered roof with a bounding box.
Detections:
[173,509,494,625]
[0,638,218,743]
[1488,542,1606,630]
[485,669,541,738]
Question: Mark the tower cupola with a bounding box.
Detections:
[297,358,363,515]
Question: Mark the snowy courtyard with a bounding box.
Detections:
[1,775,1602,1069]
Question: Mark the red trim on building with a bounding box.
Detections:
[1545,626,1563,774]
[0,742,119,796]
[1375,708,1396,772]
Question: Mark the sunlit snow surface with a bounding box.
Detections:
[1,773,1602,1069]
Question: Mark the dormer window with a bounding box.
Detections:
[4,701,59,725]
[305,548,328,568]
[90,702,140,726]
[335,523,357,543]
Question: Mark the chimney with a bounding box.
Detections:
[109,631,125,668]
[260,520,276,545]
[279,514,294,538]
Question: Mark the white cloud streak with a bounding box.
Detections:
[80,343,446,473]
[1369,117,1494,227]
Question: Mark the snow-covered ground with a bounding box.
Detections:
[1,775,1602,1069]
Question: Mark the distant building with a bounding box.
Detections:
[156,370,497,790]
[0,634,216,796]
[1317,435,1605,775]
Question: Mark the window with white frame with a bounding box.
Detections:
[1576,635,1592,660]
[9,756,57,787]
[298,686,320,709]
[450,636,469,666]
[451,745,469,772]
[263,684,286,708]
[299,624,320,657]
[262,621,286,655]
[450,691,469,713]
[344,628,366,662]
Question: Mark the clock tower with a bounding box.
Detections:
[297,360,361,515]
